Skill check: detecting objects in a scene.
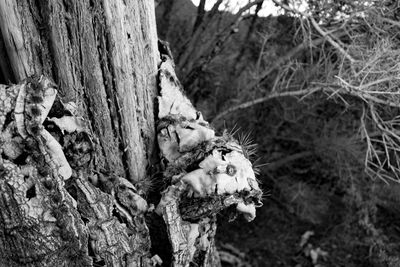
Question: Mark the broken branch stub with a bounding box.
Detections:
[156,55,263,266]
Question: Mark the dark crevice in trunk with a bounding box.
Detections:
[147,213,172,267]
[0,22,15,84]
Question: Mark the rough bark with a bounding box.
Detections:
[0,0,158,182]
[0,1,263,266]
[154,53,262,267]
[0,0,158,266]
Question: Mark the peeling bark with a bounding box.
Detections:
[0,0,158,266]
[0,77,156,266]
[0,1,262,266]
[0,0,158,183]
[155,55,262,267]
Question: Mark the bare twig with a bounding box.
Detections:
[308,16,356,63]
[193,0,207,33]
[232,0,264,21]
[263,151,314,171]
[212,89,313,123]
[243,32,347,94]
[183,0,264,89]
[272,0,355,63]
[212,80,400,123]
[232,0,264,75]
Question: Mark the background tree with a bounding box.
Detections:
[156,0,400,266]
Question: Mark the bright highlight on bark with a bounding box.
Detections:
[156,54,263,265]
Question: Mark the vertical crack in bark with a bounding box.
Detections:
[28,0,60,88]
[0,27,15,83]
[70,0,125,176]
[95,0,131,182]
[100,0,158,183]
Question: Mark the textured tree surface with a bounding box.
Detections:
[0,0,159,266]
[0,0,158,181]
[0,1,262,266]
[154,52,262,266]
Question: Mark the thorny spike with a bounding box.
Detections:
[228,123,241,137]
[237,131,258,159]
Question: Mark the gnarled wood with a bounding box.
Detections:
[0,0,158,266]
[0,0,158,183]
[0,1,259,266]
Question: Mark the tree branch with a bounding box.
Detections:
[263,151,314,171]
[212,81,400,124]
[193,0,207,33]
[241,32,348,95]
[212,89,312,123]
[271,0,355,63]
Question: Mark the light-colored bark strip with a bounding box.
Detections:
[102,0,158,182]
[0,0,159,266]
[0,0,35,80]
[0,0,159,183]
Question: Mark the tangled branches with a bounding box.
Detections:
[214,0,400,182]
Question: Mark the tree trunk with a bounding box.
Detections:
[0,1,263,266]
[0,0,158,181]
[0,0,158,266]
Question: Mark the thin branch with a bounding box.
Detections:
[232,0,264,21]
[242,32,347,94]
[209,0,223,15]
[212,81,400,123]
[336,76,399,91]
[183,0,264,89]
[263,151,314,171]
[193,0,207,34]
[177,0,223,67]
[232,1,264,75]
[308,16,356,63]
[212,89,313,123]
[272,0,355,63]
